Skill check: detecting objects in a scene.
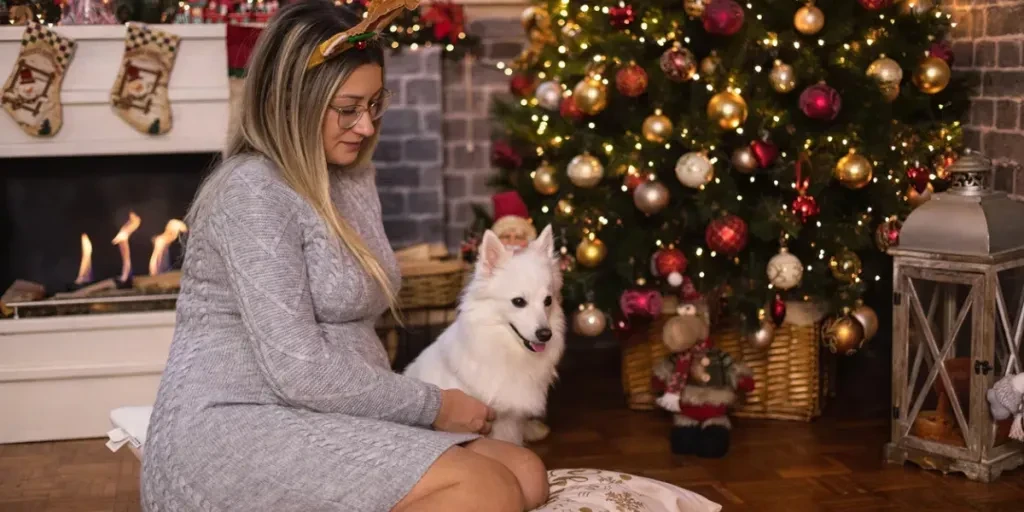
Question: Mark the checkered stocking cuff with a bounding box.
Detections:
[22,22,77,69]
[124,23,181,54]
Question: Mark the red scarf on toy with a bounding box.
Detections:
[665,336,712,396]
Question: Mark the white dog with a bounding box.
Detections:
[404,225,567,446]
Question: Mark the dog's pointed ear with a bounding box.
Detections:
[532,224,555,256]
[477,229,510,277]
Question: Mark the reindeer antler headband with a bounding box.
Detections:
[307,0,421,70]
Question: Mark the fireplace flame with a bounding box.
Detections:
[111,211,141,282]
[75,234,93,285]
[149,219,188,276]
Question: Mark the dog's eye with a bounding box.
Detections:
[512,297,527,308]
[544,296,552,307]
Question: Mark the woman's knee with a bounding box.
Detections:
[471,458,526,512]
[505,446,550,508]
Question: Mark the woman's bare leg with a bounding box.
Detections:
[464,438,550,510]
[391,445,526,512]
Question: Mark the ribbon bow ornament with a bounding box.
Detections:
[307,0,421,70]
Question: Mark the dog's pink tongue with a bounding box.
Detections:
[530,342,547,352]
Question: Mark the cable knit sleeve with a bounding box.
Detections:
[206,164,442,427]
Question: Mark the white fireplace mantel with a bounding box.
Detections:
[0,23,229,159]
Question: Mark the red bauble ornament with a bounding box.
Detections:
[875,219,902,252]
[620,289,663,318]
[702,0,745,36]
[616,63,649,97]
[624,172,646,191]
[490,140,522,170]
[610,311,634,341]
[750,139,779,168]
[929,41,954,65]
[659,45,697,82]
[705,215,748,255]
[799,83,842,121]
[560,96,584,122]
[792,194,820,222]
[609,4,635,28]
[510,73,536,98]
[653,247,688,287]
[857,0,893,10]
[769,295,786,326]
[906,166,930,193]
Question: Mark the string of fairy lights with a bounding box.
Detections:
[489,0,965,344]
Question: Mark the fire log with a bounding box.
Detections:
[1,280,46,317]
[133,270,182,293]
[52,278,117,299]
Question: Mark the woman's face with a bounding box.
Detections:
[322,63,384,166]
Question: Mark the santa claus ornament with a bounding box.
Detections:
[490,191,537,251]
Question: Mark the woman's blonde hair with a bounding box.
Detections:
[187,0,400,316]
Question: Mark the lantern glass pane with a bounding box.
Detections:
[904,278,974,448]
[993,266,1024,447]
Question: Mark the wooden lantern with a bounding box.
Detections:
[885,151,1024,482]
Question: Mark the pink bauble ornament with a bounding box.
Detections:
[701,0,744,36]
[609,4,636,28]
[929,41,954,65]
[799,83,842,121]
[857,0,893,10]
[620,289,664,318]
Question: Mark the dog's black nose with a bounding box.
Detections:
[536,328,552,342]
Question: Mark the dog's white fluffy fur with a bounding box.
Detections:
[403,225,566,446]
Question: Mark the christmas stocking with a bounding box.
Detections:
[1,22,77,137]
[110,23,180,135]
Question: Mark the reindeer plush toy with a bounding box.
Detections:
[652,280,754,458]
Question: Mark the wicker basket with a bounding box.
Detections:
[394,243,471,310]
[622,306,832,421]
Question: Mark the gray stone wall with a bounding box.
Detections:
[440,19,524,250]
[374,20,526,250]
[950,0,1024,190]
[374,46,445,248]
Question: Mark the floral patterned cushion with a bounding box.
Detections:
[536,469,722,512]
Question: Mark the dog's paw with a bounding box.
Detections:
[657,393,681,413]
[523,419,550,442]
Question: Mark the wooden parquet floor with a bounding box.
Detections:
[2,346,1023,511]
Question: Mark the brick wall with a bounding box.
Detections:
[373,46,445,247]
[950,0,1024,191]
[440,18,524,250]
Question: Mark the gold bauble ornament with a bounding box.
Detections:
[835,152,874,190]
[684,0,707,18]
[731,146,758,174]
[907,182,933,208]
[829,248,862,283]
[706,91,748,131]
[533,163,559,195]
[851,304,879,341]
[642,112,674,143]
[769,60,797,93]
[913,56,951,95]
[521,5,555,45]
[794,4,825,35]
[700,53,720,76]
[633,180,671,215]
[867,56,903,86]
[822,315,867,356]
[576,237,607,268]
[746,319,776,349]
[573,303,607,337]
[573,75,608,115]
[567,153,604,188]
[880,83,900,102]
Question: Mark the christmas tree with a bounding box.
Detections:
[485,0,970,349]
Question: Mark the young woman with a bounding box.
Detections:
[140,2,549,510]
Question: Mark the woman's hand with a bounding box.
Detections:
[433,389,496,435]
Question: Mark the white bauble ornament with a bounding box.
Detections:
[573,304,607,336]
[567,153,605,188]
[535,80,563,111]
[746,319,775,349]
[766,247,803,290]
[674,152,714,188]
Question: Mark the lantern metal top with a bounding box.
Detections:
[890,150,1024,261]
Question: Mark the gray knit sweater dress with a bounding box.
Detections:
[140,154,479,511]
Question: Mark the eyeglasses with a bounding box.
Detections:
[328,89,392,131]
